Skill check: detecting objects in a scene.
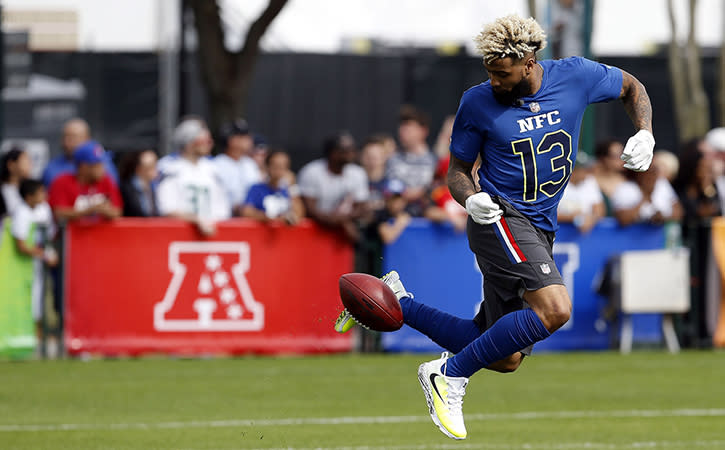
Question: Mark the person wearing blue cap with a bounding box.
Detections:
[47,140,123,224]
[41,118,119,186]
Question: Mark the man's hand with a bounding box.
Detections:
[465,192,503,225]
[621,130,654,172]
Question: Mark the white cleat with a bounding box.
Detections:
[381,270,413,300]
[417,352,468,440]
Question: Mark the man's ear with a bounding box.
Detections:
[525,57,536,75]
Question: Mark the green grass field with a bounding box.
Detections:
[1,351,724,449]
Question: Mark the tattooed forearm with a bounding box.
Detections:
[447,155,478,207]
[620,70,653,132]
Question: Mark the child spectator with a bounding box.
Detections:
[376,179,413,244]
[1,147,33,216]
[11,179,58,343]
[360,136,390,215]
[241,150,304,224]
[386,106,437,210]
[558,153,605,233]
[119,149,159,217]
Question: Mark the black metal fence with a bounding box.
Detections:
[5,51,723,170]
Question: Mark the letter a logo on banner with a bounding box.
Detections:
[154,242,264,331]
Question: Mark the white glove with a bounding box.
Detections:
[621,129,655,172]
[465,192,503,225]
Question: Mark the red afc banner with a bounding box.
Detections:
[64,219,354,356]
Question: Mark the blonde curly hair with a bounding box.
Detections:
[474,14,547,64]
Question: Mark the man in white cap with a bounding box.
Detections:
[156,118,230,235]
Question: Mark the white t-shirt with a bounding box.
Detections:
[1,183,23,216]
[558,175,604,216]
[297,159,369,213]
[611,178,679,219]
[157,158,231,220]
[11,201,55,243]
[11,201,55,322]
[212,153,263,208]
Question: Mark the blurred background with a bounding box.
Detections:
[1,0,725,360]
[1,0,723,166]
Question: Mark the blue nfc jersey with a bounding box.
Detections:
[450,56,622,231]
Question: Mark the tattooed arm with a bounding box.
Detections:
[447,154,478,208]
[619,70,653,133]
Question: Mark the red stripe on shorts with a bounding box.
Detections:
[499,217,527,262]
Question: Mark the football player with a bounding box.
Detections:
[336,14,654,439]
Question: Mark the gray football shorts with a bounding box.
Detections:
[468,196,564,356]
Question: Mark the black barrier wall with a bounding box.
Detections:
[18,51,723,168]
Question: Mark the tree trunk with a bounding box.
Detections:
[667,0,710,144]
[684,0,710,137]
[527,0,537,19]
[189,0,288,133]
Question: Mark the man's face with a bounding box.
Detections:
[27,188,47,208]
[484,56,534,106]
[398,120,428,150]
[190,129,214,158]
[62,122,90,156]
[267,153,290,183]
[604,142,625,172]
[330,146,356,167]
[226,134,254,159]
[137,150,158,182]
[78,162,106,183]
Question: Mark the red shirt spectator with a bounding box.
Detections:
[48,140,122,223]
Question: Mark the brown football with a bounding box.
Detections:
[338,273,403,331]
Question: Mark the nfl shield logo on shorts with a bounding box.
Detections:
[539,263,551,274]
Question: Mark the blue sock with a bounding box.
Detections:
[400,297,482,354]
[445,309,551,378]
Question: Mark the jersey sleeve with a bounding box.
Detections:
[574,57,623,105]
[351,167,370,203]
[450,91,485,163]
[243,184,264,209]
[156,177,181,215]
[297,164,321,199]
[47,177,74,210]
[210,181,231,220]
[10,206,32,241]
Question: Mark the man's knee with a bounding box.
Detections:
[524,284,572,332]
[487,353,524,373]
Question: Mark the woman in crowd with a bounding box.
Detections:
[241,150,304,225]
[1,147,33,217]
[118,149,159,217]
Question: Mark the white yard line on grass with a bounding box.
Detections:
[243,441,725,450]
[1,408,724,432]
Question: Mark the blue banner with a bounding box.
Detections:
[381,218,665,353]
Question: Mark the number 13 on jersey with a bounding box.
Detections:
[511,129,573,202]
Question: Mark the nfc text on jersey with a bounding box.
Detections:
[516,111,561,134]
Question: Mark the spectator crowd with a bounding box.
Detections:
[2,107,725,354]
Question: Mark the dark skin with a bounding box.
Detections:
[447,53,653,373]
[301,147,368,242]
